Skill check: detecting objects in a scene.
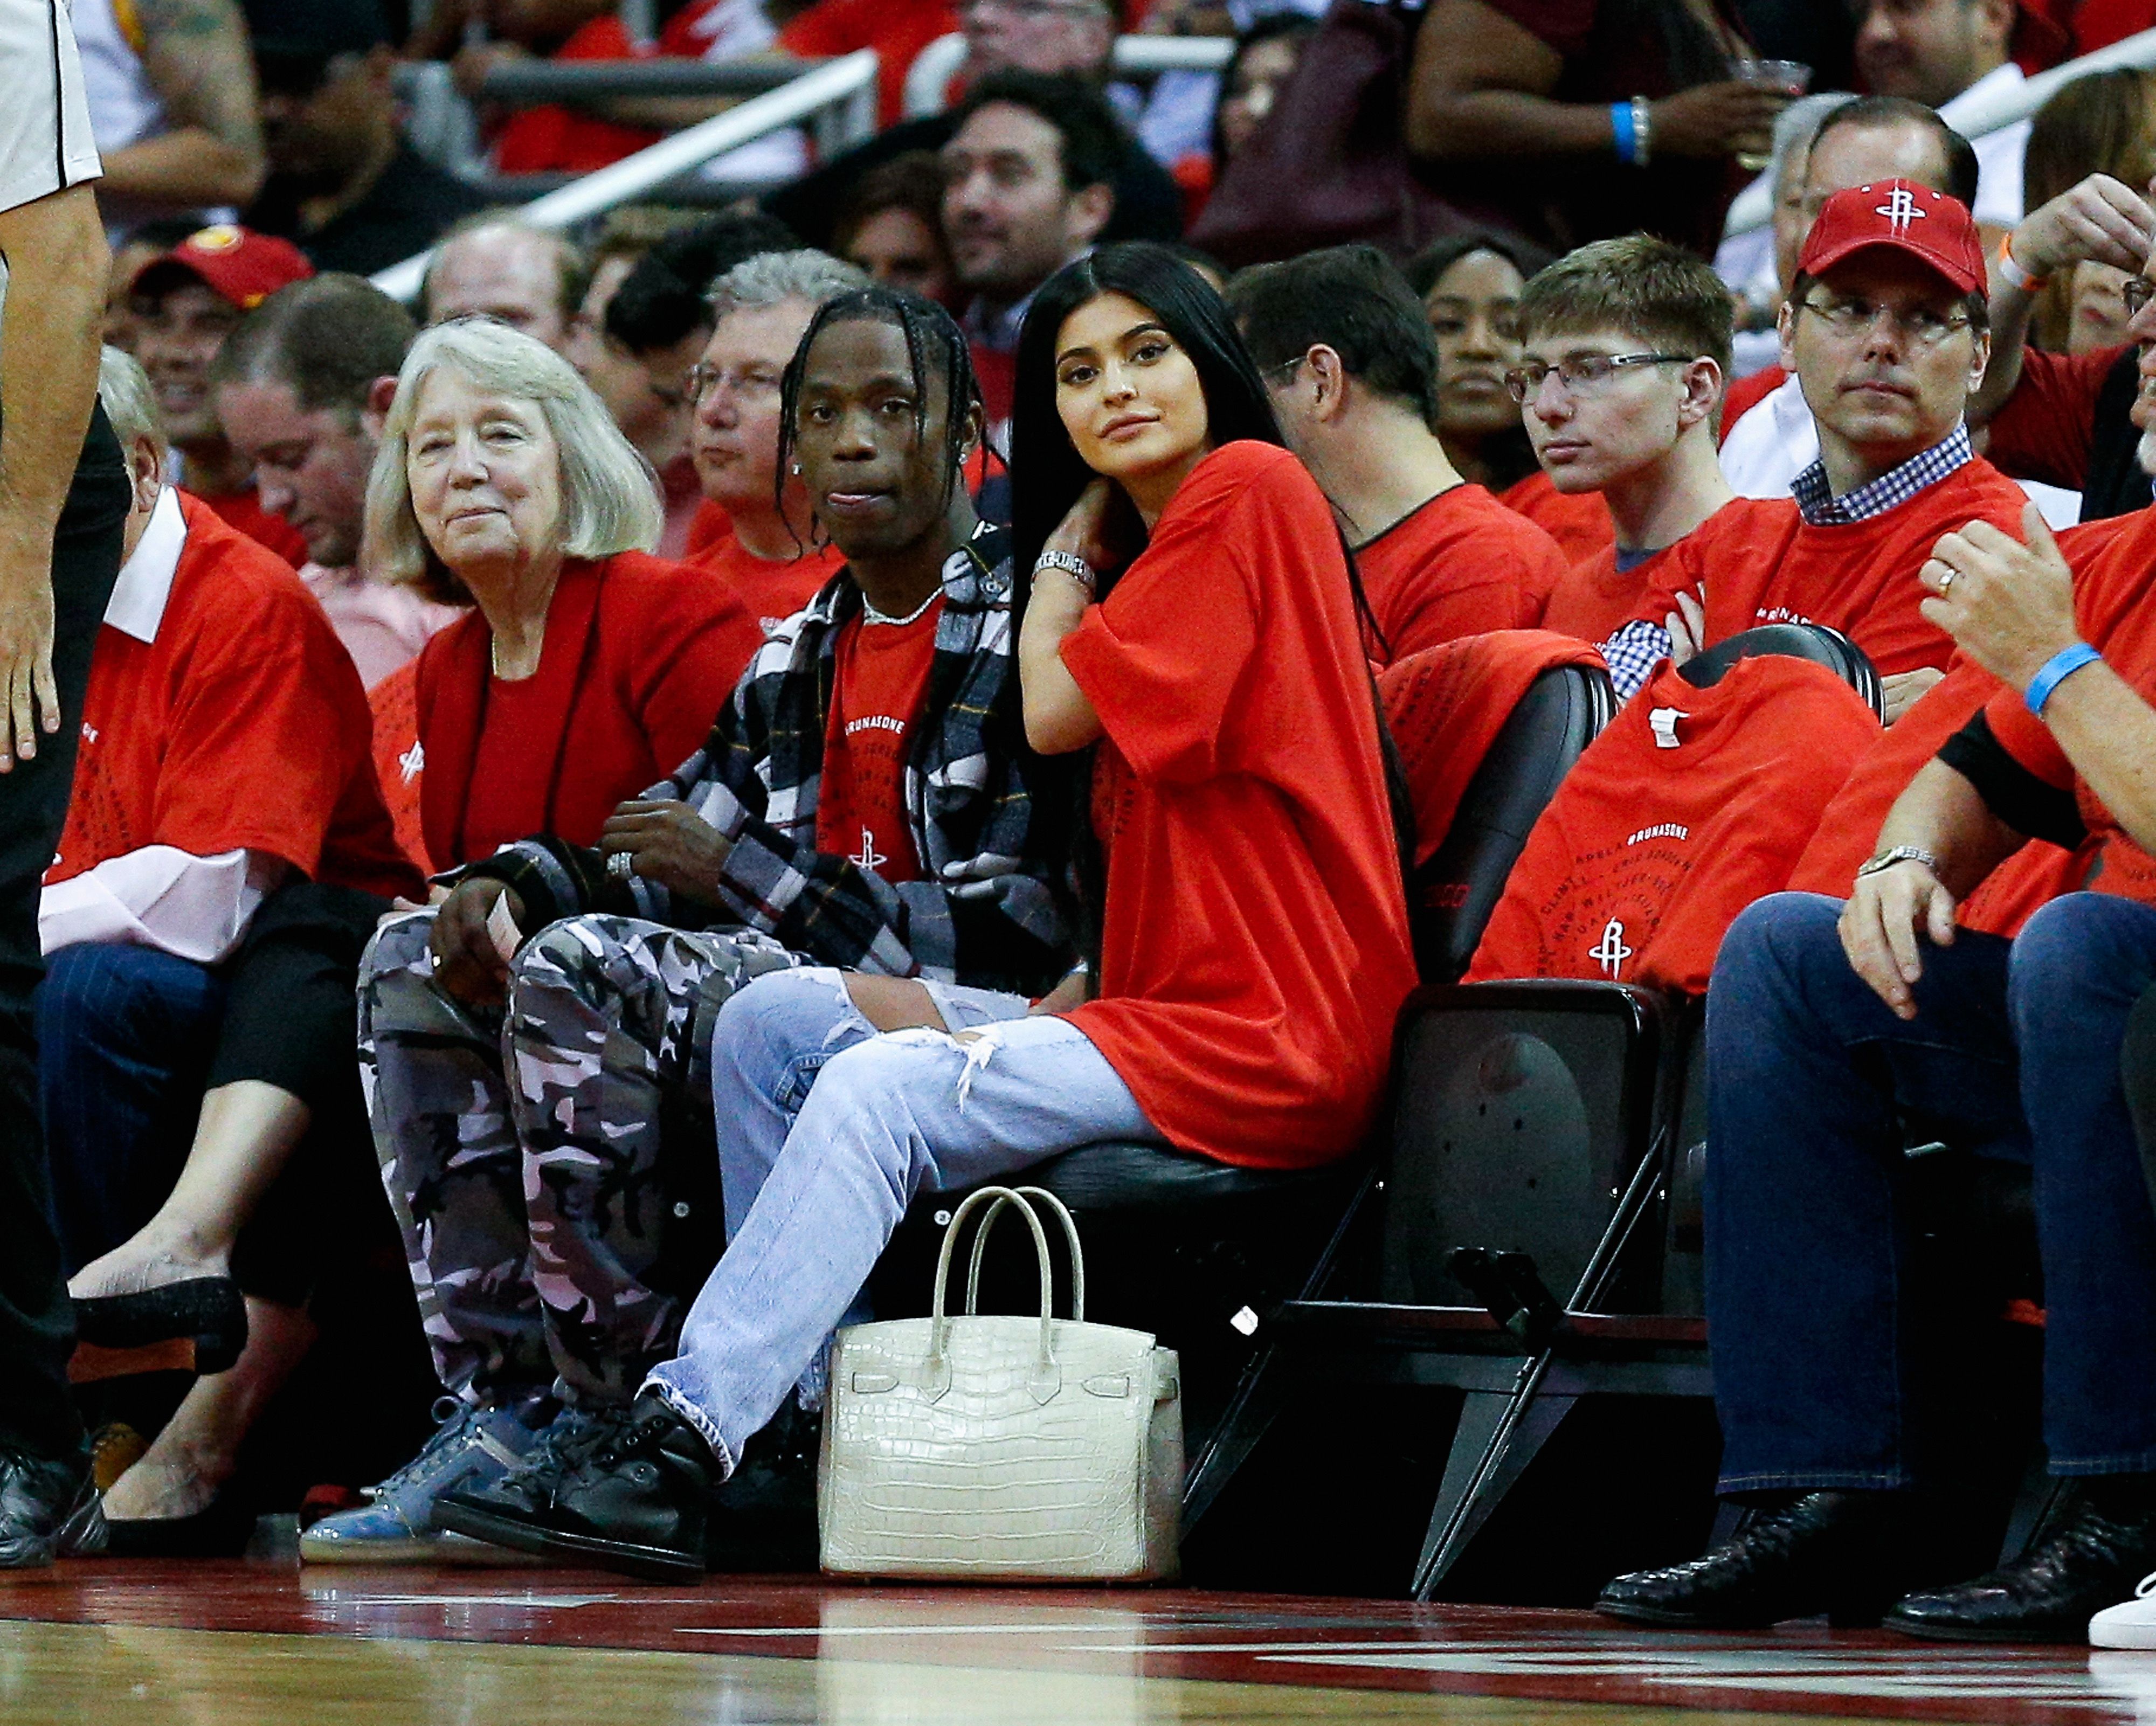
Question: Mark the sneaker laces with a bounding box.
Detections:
[361,1398,500,1502]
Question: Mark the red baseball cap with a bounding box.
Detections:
[1797,180,1988,300]
[130,224,315,312]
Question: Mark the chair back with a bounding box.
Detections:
[1680,622,1884,718]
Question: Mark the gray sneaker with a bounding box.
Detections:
[299,1398,548,1565]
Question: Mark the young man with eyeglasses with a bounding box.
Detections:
[1506,233,1738,648]
[1227,244,1570,664]
[680,252,862,633]
[1603,181,2029,724]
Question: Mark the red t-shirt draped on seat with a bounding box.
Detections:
[1628,458,2033,676]
[416,552,762,870]
[1059,443,1417,1171]
[1355,483,1570,665]
[1467,654,1880,994]
[51,492,418,902]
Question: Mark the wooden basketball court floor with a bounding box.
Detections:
[6,1560,2155,1725]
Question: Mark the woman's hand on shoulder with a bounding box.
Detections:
[1045,479,1120,576]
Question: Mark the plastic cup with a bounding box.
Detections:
[1731,58,1811,170]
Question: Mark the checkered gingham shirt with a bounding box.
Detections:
[1599,423,1974,701]
[458,523,1076,998]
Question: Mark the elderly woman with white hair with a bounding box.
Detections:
[314,317,762,1563]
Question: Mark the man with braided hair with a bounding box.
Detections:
[313,287,1072,1566]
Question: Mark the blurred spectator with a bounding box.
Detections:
[567,207,712,557]
[1715,92,1855,378]
[1406,229,1550,492]
[942,72,1123,434]
[243,0,490,278]
[1719,97,1982,500]
[956,0,1119,84]
[44,347,420,1552]
[1230,244,1570,662]
[682,251,862,630]
[1407,0,1786,259]
[130,225,315,564]
[833,154,959,306]
[772,0,960,127]
[420,215,590,355]
[2021,68,2156,355]
[210,275,464,689]
[1171,12,1322,219]
[1853,0,2027,227]
[74,0,266,236]
[103,218,203,352]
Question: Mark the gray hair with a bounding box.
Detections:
[98,345,165,464]
[365,318,662,604]
[706,249,868,326]
[1773,91,1860,194]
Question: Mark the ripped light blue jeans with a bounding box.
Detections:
[641,965,1156,1472]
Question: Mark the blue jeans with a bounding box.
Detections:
[642,967,1156,1471]
[1707,890,2156,1492]
[38,942,224,1275]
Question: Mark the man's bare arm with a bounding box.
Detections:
[0,183,108,769]
[100,0,265,209]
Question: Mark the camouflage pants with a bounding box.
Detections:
[357,910,796,1405]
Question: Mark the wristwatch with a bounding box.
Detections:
[1855,845,1940,879]
[1033,550,1097,595]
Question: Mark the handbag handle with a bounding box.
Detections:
[923,1185,1059,1405]
[963,1185,1085,1322]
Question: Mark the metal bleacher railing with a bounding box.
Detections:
[371,29,1237,305]
[1722,25,2156,237]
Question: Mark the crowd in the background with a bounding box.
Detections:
[11,0,2156,1657]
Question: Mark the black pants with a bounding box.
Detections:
[0,406,127,1460]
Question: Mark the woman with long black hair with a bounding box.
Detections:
[419,247,1417,1580]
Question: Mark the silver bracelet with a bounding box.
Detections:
[1033,550,1097,596]
[1631,95,1653,168]
[1855,845,1939,880]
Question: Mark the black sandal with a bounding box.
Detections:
[69,1279,248,1382]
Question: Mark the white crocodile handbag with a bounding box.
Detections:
[818,1184,1183,1582]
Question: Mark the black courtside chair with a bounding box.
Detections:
[1179,625,1887,1600]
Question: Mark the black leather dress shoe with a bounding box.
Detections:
[706,1397,819,1574]
[1598,1492,1916,1628]
[0,1446,93,1569]
[1885,1492,2156,1644]
[433,1393,717,1582]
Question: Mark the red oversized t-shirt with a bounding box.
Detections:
[1982,503,2156,907]
[1059,443,1416,1170]
[1500,469,1615,567]
[51,492,418,902]
[814,599,944,883]
[1629,459,2032,676]
[1467,654,1880,994]
[1356,484,1570,665]
[688,529,845,636]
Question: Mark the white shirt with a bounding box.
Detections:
[1718,370,2082,527]
[0,0,101,218]
[1940,60,2030,230]
[37,489,275,964]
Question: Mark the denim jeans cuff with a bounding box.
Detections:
[1717,1468,1912,1494]
[642,1377,736,1481]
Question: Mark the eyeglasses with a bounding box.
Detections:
[681,362,782,406]
[1796,295,1973,346]
[1261,356,1304,387]
[1502,353,1693,403]
[2125,275,2156,320]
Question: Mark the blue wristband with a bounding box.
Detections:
[1611,101,1636,164]
[2026,641,2102,716]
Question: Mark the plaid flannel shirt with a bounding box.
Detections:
[1601,424,1975,700]
[457,523,1075,997]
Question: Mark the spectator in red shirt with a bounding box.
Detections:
[407,243,1414,1582]
[1600,420,2156,1645]
[940,72,1122,438]
[127,224,314,564]
[1228,243,1569,662]
[420,213,589,357]
[1407,229,1552,494]
[42,347,422,1556]
[683,251,867,632]
[1611,182,2028,722]
[1514,233,1737,646]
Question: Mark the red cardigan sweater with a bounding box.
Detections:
[416,551,763,871]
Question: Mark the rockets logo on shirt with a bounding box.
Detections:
[1589,919,1634,977]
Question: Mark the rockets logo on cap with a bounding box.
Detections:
[1796,179,1987,301]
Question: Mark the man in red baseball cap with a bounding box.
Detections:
[128,225,315,564]
[1596,179,2029,725]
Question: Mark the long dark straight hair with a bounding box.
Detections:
[1009,242,1414,965]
